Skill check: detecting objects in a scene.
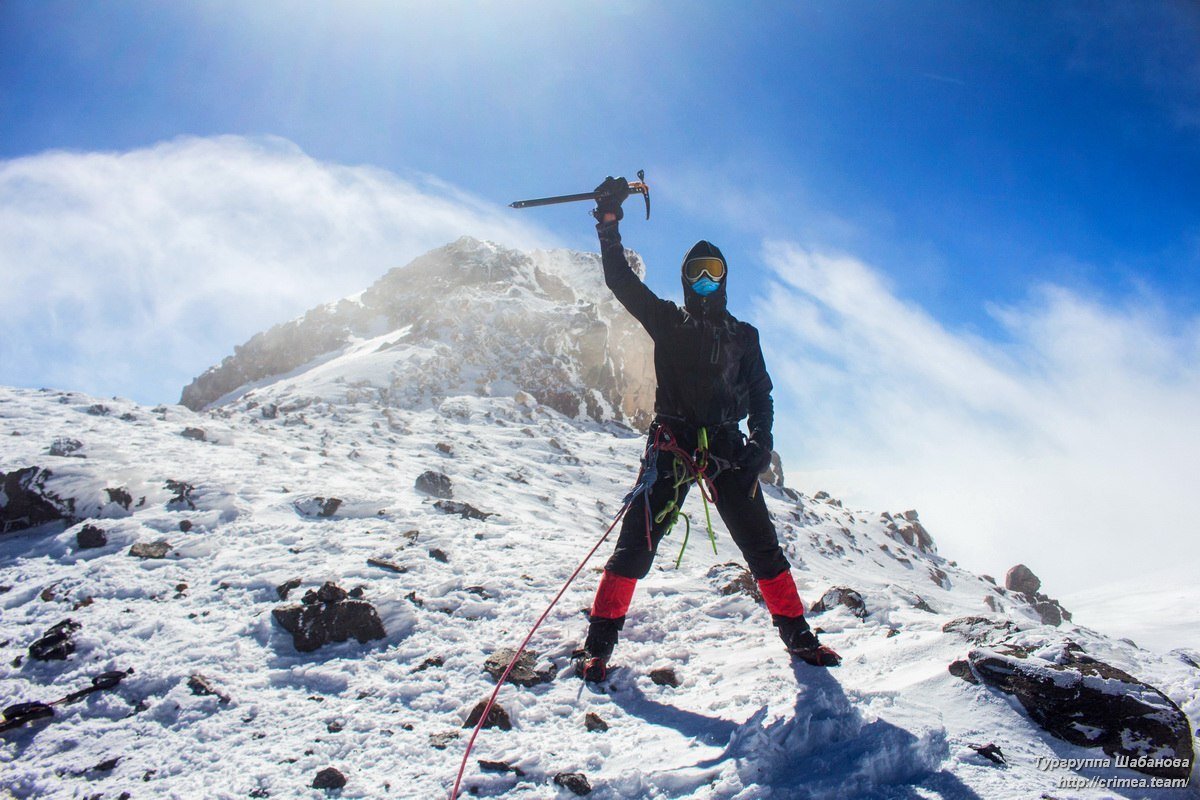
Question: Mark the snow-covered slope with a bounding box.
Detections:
[2,385,1197,799]
[3,237,1198,798]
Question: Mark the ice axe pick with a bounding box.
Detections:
[510,170,650,219]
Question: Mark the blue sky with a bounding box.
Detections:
[3,2,1200,590]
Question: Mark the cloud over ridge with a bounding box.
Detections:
[757,242,1200,594]
[0,135,557,402]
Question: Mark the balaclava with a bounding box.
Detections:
[681,240,728,318]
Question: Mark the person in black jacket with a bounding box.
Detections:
[580,176,840,681]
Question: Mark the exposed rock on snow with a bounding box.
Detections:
[941,615,1019,645]
[29,619,81,661]
[272,581,386,653]
[483,647,553,687]
[554,771,593,796]
[75,524,108,549]
[1,466,75,534]
[129,540,171,559]
[649,666,681,688]
[47,437,84,458]
[311,766,346,790]
[969,644,1194,778]
[414,470,453,499]
[584,712,608,732]
[707,562,762,602]
[1004,563,1041,594]
[464,700,511,731]
[433,500,492,520]
[187,673,231,704]
[810,585,868,618]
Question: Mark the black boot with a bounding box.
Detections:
[774,614,841,667]
[579,616,623,682]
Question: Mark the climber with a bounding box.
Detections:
[579,176,841,682]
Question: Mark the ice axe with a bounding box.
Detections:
[510,170,650,219]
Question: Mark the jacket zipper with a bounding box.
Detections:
[710,326,720,365]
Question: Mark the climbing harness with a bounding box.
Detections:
[646,422,734,567]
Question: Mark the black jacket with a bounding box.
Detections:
[598,221,774,450]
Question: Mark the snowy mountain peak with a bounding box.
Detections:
[180,237,656,427]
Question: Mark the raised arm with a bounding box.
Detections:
[593,176,674,339]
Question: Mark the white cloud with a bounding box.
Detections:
[0,136,558,402]
[757,241,1200,596]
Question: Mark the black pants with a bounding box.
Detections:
[605,425,790,581]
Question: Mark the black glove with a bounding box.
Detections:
[737,439,773,477]
[592,176,630,222]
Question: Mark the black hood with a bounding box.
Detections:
[680,240,728,318]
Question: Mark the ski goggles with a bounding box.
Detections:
[683,256,726,283]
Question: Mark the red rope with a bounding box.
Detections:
[448,501,631,800]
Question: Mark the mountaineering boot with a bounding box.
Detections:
[579,616,623,682]
[756,569,840,666]
[774,614,841,667]
[580,570,638,682]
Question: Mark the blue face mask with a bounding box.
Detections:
[691,276,721,296]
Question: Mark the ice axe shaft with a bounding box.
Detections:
[510,170,650,219]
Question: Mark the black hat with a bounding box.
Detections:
[681,240,728,318]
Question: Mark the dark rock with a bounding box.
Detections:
[1031,599,1063,626]
[1004,564,1041,595]
[180,427,208,442]
[327,720,344,733]
[553,772,592,796]
[277,578,302,600]
[367,557,407,574]
[810,586,868,618]
[942,616,1019,645]
[886,628,900,638]
[85,404,110,416]
[464,700,511,730]
[179,520,193,532]
[761,450,786,487]
[105,487,133,510]
[430,731,459,749]
[585,712,608,732]
[165,480,196,511]
[130,540,171,559]
[948,659,980,684]
[262,403,278,419]
[76,524,108,549]
[311,767,346,790]
[414,656,445,673]
[428,548,449,563]
[483,648,553,687]
[47,437,84,457]
[970,646,1194,779]
[649,667,680,687]
[981,574,996,585]
[478,759,524,776]
[415,471,453,499]
[273,582,386,653]
[187,674,231,703]
[30,619,81,661]
[706,562,762,602]
[969,742,1006,765]
[92,756,120,772]
[433,500,493,521]
[347,587,364,599]
[2,467,75,534]
[436,442,453,454]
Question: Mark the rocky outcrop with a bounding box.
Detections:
[483,648,553,687]
[1004,564,1040,595]
[1001,564,1071,626]
[810,586,868,618]
[272,582,386,653]
[968,644,1193,779]
[180,238,657,427]
[881,510,936,554]
[2,467,75,534]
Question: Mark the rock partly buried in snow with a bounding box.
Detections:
[272,581,386,653]
[649,667,681,687]
[464,700,511,731]
[433,500,493,521]
[483,648,553,687]
[47,437,84,457]
[311,767,346,790]
[414,470,453,499]
[188,674,231,704]
[293,496,343,518]
[29,619,81,661]
[1,467,75,534]
[809,586,868,618]
[554,772,592,796]
[948,659,979,685]
[180,427,208,442]
[707,562,762,602]
[969,644,1194,779]
[1004,564,1041,595]
[585,712,608,732]
[130,540,172,559]
[941,616,1020,645]
[76,524,108,549]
